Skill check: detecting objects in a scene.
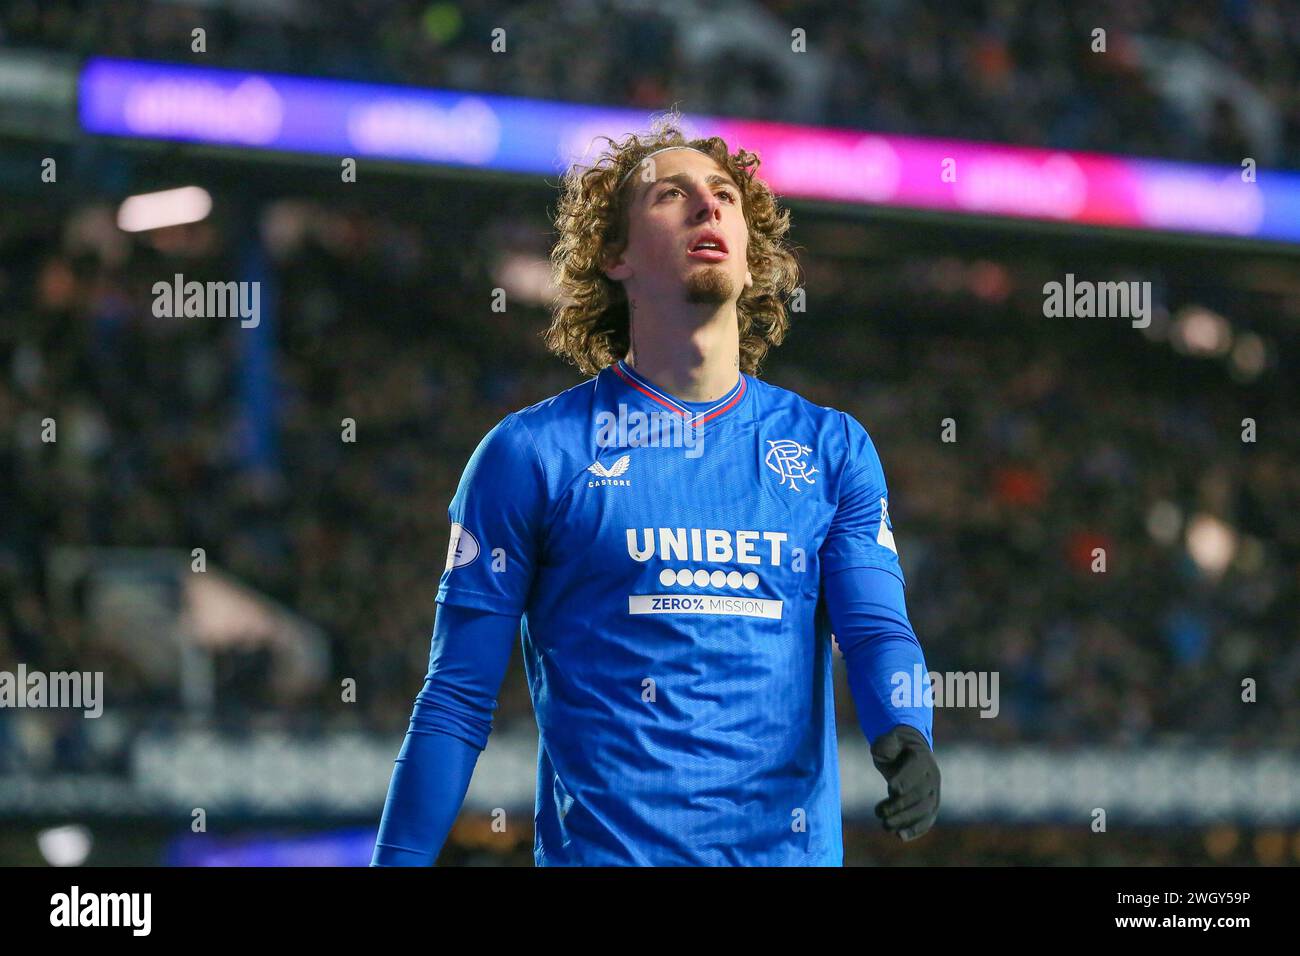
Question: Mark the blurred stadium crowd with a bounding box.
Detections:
[1,0,1298,165]
[2,185,1297,770]
[2,0,1299,790]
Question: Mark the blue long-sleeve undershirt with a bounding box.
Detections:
[823,565,933,749]
[370,603,516,866]
[370,564,931,866]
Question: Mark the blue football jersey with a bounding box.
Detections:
[435,359,905,865]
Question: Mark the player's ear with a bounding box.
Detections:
[744,270,754,289]
[603,246,632,282]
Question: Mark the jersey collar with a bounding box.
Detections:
[609,359,750,427]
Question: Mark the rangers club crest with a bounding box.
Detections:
[764,439,819,491]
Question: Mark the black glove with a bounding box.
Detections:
[870,724,940,841]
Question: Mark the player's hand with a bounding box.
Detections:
[870,724,940,841]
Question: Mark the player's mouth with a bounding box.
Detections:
[686,230,729,262]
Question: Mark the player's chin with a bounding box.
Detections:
[682,267,737,305]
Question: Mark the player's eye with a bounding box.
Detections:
[716,189,738,203]
[658,186,684,200]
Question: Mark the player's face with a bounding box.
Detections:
[606,148,753,307]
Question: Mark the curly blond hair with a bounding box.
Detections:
[545,113,801,377]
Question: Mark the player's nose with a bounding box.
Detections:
[690,190,723,223]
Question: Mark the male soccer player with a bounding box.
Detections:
[371,118,939,866]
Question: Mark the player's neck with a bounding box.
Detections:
[623,300,742,403]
